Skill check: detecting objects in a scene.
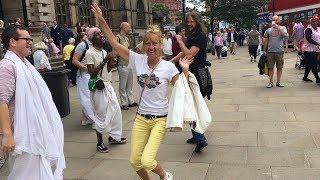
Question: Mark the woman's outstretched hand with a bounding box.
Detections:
[179,55,194,72]
[91,3,103,18]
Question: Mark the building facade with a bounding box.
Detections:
[0,0,152,36]
[151,0,182,25]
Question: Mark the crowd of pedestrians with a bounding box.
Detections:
[2,3,320,180]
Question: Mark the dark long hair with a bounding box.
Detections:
[185,11,205,37]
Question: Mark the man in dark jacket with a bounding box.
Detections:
[50,20,62,49]
[61,24,75,48]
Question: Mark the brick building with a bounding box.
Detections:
[151,0,182,24]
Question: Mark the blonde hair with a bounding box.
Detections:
[34,41,48,50]
[143,25,162,44]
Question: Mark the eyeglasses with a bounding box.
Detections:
[14,37,33,43]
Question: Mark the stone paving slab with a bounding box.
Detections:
[238,104,286,112]
[190,146,247,165]
[294,112,320,121]
[247,147,308,167]
[232,97,268,105]
[207,132,258,147]
[238,121,286,132]
[64,158,103,179]
[284,103,320,112]
[245,112,296,122]
[258,132,316,148]
[149,162,209,180]
[268,97,311,104]
[212,112,246,121]
[271,167,320,180]
[205,164,271,180]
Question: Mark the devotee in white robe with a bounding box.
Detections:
[0,25,65,180]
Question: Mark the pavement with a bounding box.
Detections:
[1,46,320,180]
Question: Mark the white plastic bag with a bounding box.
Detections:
[257,45,262,55]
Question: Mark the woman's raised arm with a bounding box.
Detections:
[91,3,129,61]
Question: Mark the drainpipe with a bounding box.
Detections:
[22,0,28,27]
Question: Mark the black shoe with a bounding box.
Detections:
[316,79,320,84]
[120,105,129,110]
[195,142,208,153]
[97,143,109,153]
[186,138,197,144]
[250,56,253,62]
[108,137,127,144]
[302,77,313,82]
[128,102,138,107]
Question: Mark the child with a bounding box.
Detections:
[48,38,60,57]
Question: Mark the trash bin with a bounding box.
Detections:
[40,69,71,118]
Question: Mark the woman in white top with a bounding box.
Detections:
[91,3,193,180]
[33,41,51,71]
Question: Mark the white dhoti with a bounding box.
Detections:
[8,153,54,180]
[77,71,96,121]
[90,82,122,141]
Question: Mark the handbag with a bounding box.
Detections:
[88,51,106,91]
[88,75,98,91]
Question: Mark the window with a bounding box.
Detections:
[99,0,111,25]
[120,0,126,10]
[300,12,306,21]
[307,10,313,19]
[137,0,146,27]
[54,0,70,26]
[77,0,94,26]
[283,14,289,22]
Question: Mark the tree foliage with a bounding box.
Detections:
[152,3,172,24]
[190,0,269,29]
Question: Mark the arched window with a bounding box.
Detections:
[136,0,145,27]
[54,0,70,26]
[77,0,94,26]
[100,0,111,25]
[120,0,126,10]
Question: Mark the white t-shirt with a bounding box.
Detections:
[33,50,51,70]
[129,51,179,115]
[85,47,111,82]
[162,37,173,55]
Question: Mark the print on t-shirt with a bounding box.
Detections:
[137,73,160,89]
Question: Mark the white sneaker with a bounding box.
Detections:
[266,82,273,88]
[161,172,173,180]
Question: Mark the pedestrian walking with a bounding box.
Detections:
[302,16,320,84]
[247,25,261,62]
[214,31,224,59]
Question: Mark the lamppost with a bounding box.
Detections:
[182,0,186,23]
[272,0,275,16]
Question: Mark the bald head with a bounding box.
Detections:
[272,15,279,21]
[120,22,131,35]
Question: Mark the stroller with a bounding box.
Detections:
[295,40,306,69]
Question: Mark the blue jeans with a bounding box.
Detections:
[191,129,206,144]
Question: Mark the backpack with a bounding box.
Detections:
[70,40,89,69]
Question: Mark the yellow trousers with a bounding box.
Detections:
[129,114,167,171]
